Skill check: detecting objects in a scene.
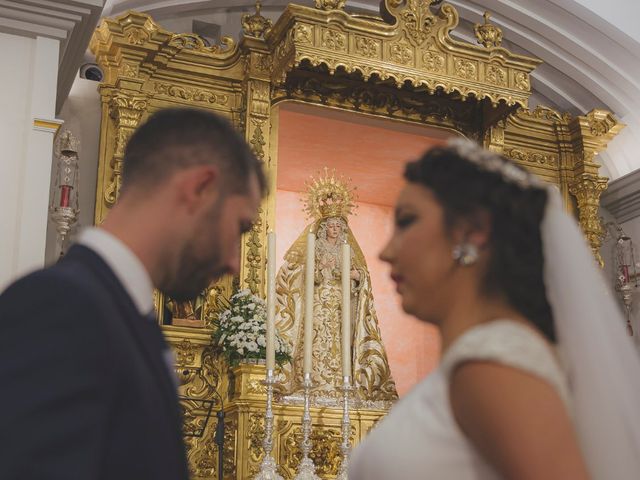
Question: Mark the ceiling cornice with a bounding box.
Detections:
[601,169,640,223]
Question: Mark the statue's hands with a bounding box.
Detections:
[350,269,360,281]
[318,255,335,270]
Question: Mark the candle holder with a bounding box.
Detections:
[254,369,283,480]
[336,375,353,480]
[50,129,80,257]
[294,373,320,480]
[604,220,638,335]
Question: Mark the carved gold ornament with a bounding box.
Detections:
[242,1,273,39]
[423,49,445,73]
[315,0,346,10]
[169,33,235,54]
[154,83,229,106]
[475,11,503,48]
[486,64,508,86]
[390,41,414,65]
[321,29,347,52]
[355,36,380,58]
[454,58,478,80]
[264,0,540,108]
[244,207,264,294]
[125,27,147,45]
[586,110,618,137]
[515,71,531,91]
[505,148,558,167]
[397,0,438,46]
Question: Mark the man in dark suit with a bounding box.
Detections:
[0,108,265,479]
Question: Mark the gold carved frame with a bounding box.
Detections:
[90,1,622,478]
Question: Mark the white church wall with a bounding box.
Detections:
[0,33,61,292]
[0,33,32,290]
[601,114,640,179]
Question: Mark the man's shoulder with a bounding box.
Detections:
[0,250,115,322]
[3,258,95,298]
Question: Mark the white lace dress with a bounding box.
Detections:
[349,320,570,480]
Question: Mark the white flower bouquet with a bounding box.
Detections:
[213,289,291,367]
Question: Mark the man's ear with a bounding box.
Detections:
[176,165,220,213]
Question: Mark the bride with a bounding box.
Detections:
[349,139,640,479]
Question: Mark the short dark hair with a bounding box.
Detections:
[122,107,266,195]
[404,145,555,342]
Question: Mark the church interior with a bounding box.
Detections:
[2,1,640,478]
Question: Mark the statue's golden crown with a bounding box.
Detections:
[303,168,357,220]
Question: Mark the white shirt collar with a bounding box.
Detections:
[77,227,154,315]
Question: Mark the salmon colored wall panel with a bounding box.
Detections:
[276,103,450,208]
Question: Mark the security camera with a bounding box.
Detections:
[79,63,104,82]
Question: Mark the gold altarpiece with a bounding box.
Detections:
[89,1,622,478]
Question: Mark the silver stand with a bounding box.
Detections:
[336,376,352,480]
[51,206,78,258]
[294,373,320,480]
[254,369,283,480]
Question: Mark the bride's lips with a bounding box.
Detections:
[390,273,404,286]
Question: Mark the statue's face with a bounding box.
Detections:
[326,219,342,239]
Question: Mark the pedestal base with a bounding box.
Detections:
[254,455,283,480]
[293,457,321,480]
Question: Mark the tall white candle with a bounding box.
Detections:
[266,231,276,372]
[303,231,315,375]
[341,242,351,378]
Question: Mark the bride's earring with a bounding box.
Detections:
[452,243,479,266]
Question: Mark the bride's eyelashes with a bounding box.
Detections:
[395,213,417,229]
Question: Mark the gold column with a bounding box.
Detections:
[239,27,274,296]
[569,175,608,265]
[568,109,624,266]
[165,330,225,479]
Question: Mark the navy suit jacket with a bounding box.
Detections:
[0,245,189,480]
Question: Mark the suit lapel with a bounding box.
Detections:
[62,246,182,423]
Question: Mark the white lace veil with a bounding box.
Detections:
[542,187,640,478]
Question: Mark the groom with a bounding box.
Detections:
[0,108,265,479]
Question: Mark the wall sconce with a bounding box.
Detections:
[50,129,80,257]
[604,221,637,336]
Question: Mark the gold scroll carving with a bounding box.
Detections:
[104,93,148,207]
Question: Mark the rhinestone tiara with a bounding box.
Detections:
[446,138,545,189]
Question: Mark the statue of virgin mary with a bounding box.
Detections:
[275,169,397,402]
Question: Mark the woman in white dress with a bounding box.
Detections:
[349,139,640,479]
